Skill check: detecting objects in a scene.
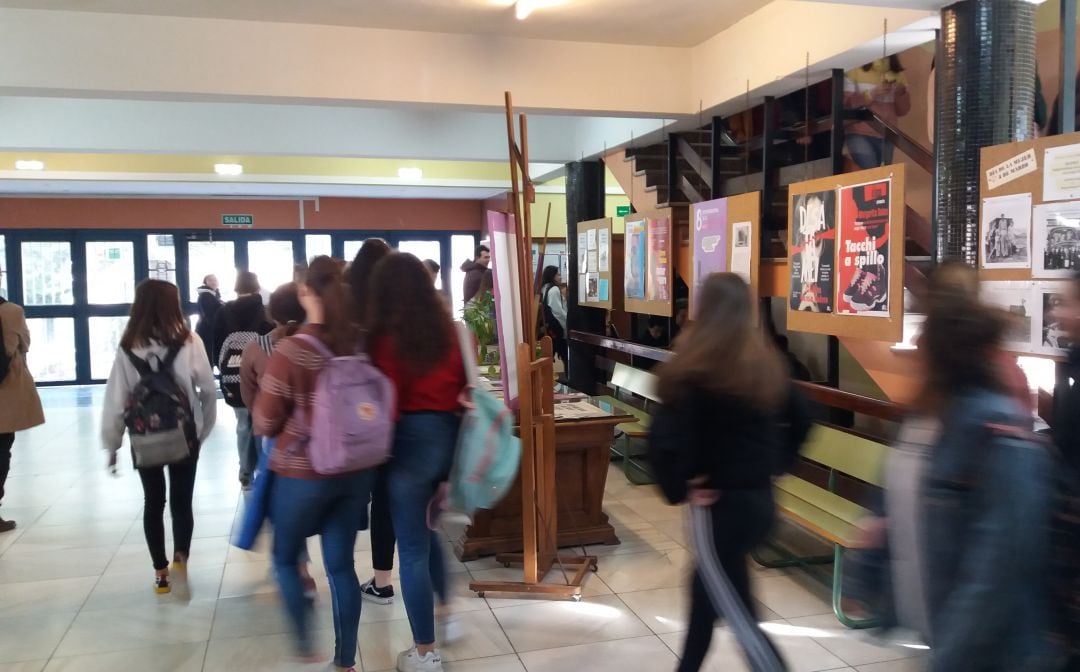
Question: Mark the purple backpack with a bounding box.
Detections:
[296,334,396,475]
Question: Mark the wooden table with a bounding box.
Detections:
[453,410,634,561]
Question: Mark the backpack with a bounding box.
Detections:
[448,322,521,514]
[295,333,396,475]
[0,298,10,385]
[536,284,564,341]
[218,331,261,407]
[123,346,197,469]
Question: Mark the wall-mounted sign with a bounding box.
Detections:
[615,205,631,217]
[222,214,254,228]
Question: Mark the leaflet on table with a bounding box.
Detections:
[790,189,836,313]
[554,400,612,420]
[1032,200,1080,278]
[980,193,1032,270]
[625,218,647,300]
[598,228,610,272]
[691,199,728,315]
[836,179,890,316]
[646,217,671,301]
[730,221,752,284]
[1044,143,1080,202]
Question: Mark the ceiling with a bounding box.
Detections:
[0,0,773,47]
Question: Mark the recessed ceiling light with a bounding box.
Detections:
[15,160,44,171]
[214,163,243,176]
[398,167,423,180]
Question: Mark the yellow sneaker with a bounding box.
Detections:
[154,574,171,594]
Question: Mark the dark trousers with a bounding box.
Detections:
[0,432,13,508]
[370,464,396,573]
[679,490,784,672]
[137,460,198,571]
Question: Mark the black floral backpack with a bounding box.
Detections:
[123,345,198,468]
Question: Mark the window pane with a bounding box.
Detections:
[148,234,177,283]
[306,234,332,262]
[248,240,295,298]
[188,241,236,302]
[21,242,73,306]
[86,242,136,304]
[25,317,76,382]
[88,316,129,380]
[451,234,477,316]
[398,240,443,289]
[0,235,7,298]
[343,240,364,263]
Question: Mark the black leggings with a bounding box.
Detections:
[138,460,198,571]
[370,464,396,573]
[679,490,785,672]
[0,432,13,507]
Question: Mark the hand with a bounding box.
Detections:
[107,452,118,476]
[687,476,721,507]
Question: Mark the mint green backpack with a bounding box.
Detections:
[448,323,521,515]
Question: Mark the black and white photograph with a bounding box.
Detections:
[980,281,1035,353]
[980,193,1032,270]
[1033,201,1080,278]
[1034,283,1074,355]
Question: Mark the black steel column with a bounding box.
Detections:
[761,96,778,248]
[566,160,606,393]
[935,0,1037,265]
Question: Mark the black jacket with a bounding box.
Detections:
[195,286,222,361]
[461,260,486,305]
[1053,348,1080,478]
[648,382,811,505]
[212,295,274,364]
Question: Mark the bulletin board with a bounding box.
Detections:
[977,131,1080,358]
[575,217,614,309]
[623,209,675,317]
[787,163,906,342]
[689,191,761,316]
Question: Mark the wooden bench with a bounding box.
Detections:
[756,423,890,629]
[595,363,659,484]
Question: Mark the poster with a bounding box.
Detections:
[624,218,647,300]
[980,193,1032,269]
[587,228,598,251]
[587,250,598,274]
[1034,282,1073,355]
[577,232,588,272]
[1044,143,1080,202]
[691,199,728,314]
[578,274,587,303]
[598,278,610,301]
[730,221,752,284]
[790,189,836,313]
[646,216,671,302]
[980,281,1036,353]
[1033,201,1080,278]
[837,179,891,317]
[586,273,599,301]
[598,228,610,272]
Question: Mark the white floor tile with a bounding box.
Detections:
[358,609,513,672]
[753,573,833,619]
[54,600,217,657]
[518,635,677,672]
[856,659,928,672]
[493,594,651,652]
[203,629,336,672]
[0,611,78,663]
[0,546,116,584]
[660,621,849,672]
[593,548,692,594]
[785,614,923,667]
[42,642,207,672]
[0,577,96,619]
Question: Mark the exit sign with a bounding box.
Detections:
[222,214,254,227]
[616,205,631,217]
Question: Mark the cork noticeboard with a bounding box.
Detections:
[576,217,614,309]
[787,163,906,342]
[978,132,1080,359]
[689,192,761,316]
[623,209,675,317]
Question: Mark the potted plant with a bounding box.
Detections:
[462,291,498,375]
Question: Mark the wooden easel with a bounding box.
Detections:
[469,93,597,601]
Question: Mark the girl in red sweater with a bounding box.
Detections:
[368,253,466,672]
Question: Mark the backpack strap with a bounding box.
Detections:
[296,333,335,360]
[257,333,274,356]
[124,348,153,376]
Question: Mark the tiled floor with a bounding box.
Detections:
[0,387,928,671]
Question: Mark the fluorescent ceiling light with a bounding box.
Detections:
[398,167,423,180]
[515,0,563,20]
[214,163,243,176]
[15,160,44,171]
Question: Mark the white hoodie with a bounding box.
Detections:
[101,334,218,454]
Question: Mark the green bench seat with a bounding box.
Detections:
[601,364,659,485]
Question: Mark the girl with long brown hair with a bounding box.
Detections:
[368,253,466,672]
[101,279,217,594]
[649,273,807,672]
[254,257,370,671]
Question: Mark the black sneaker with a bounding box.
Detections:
[849,269,887,311]
[360,578,395,604]
[0,518,15,534]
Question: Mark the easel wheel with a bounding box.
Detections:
[477,592,485,598]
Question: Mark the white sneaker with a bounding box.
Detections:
[396,647,443,672]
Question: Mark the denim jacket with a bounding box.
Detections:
[923,389,1055,672]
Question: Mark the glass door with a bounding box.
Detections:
[18,239,77,383]
[84,237,140,381]
[397,239,444,290]
[248,238,299,301]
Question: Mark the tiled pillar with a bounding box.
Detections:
[935,0,1037,265]
[565,160,606,392]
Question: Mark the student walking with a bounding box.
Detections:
[254,257,373,671]
[0,291,45,532]
[214,271,274,489]
[195,274,222,364]
[101,280,217,593]
[648,273,809,672]
[460,244,490,306]
[539,265,568,365]
[368,253,467,672]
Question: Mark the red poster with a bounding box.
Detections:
[837,179,890,316]
[646,217,670,302]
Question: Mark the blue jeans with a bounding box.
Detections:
[846,134,893,170]
[388,412,460,646]
[270,471,370,667]
[234,407,258,485]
